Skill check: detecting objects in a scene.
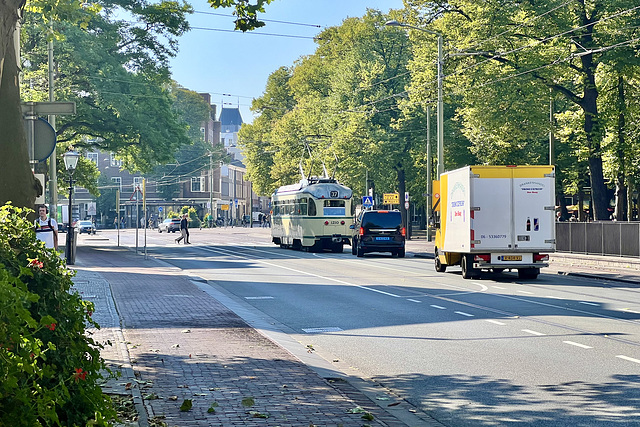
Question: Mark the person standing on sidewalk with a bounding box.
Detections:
[175,213,190,244]
[35,205,59,250]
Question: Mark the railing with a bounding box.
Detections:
[556,222,640,257]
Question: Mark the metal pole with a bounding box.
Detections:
[48,31,58,219]
[116,189,120,247]
[549,89,555,166]
[66,175,74,264]
[426,105,432,242]
[135,188,139,254]
[209,153,214,227]
[436,34,444,178]
[143,179,147,259]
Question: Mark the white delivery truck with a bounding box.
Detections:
[433,165,556,280]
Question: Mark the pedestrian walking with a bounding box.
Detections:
[34,205,58,250]
[175,213,190,244]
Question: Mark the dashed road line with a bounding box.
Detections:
[522,329,546,336]
[616,355,640,364]
[563,341,593,349]
[545,295,563,299]
[455,311,474,317]
[492,286,506,290]
[430,305,446,310]
[407,299,422,303]
[485,319,506,325]
[579,301,599,306]
[517,290,534,295]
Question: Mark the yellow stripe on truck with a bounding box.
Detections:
[470,165,555,179]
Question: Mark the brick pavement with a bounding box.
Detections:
[73,246,427,427]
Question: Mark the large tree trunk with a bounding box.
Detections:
[0,2,39,209]
[614,75,627,221]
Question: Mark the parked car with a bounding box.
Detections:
[158,218,181,233]
[350,210,405,257]
[77,220,96,235]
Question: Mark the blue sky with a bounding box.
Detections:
[170,0,404,123]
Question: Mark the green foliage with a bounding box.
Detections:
[179,206,201,228]
[0,204,115,426]
[207,0,274,31]
[20,1,193,175]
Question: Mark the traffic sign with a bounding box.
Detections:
[383,193,400,205]
[404,201,409,210]
[405,192,409,202]
[158,207,163,212]
[362,196,374,207]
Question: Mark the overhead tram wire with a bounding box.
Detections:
[192,10,321,29]
[189,26,317,40]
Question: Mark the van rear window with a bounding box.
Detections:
[362,212,402,229]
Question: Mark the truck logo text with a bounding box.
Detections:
[520,181,545,194]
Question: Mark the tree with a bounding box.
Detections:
[404,0,640,220]
[207,0,274,31]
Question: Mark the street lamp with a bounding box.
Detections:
[385,20,444,178]
[63,150,80,265]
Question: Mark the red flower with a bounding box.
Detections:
[47,323,56,331]
[27,258,44,269]
[73,368,87,382]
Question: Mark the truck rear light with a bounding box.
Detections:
[401,227,406,237]
[474,254,490,262]
[324,221,329,225]
[341,220,345,225]
[359,227,364,236]
[534,254,549,262]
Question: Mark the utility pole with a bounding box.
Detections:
[48,29,58,219]
[209,152,214,226]
[549,89,555,166]
[426,106,432,242]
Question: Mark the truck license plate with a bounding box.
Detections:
[376,237,390,241]
[502,255,522,261]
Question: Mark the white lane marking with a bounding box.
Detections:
[485,319,506,326]
[202,246,404,298]
[455,311,474,317]
[563,341,593,349]
[517,290,534,295]
[245,296,274,300]
[302,327,343,333]
[492,286,506,290]
[522,329,546,336]
[621,308,640,314]
[616,355,640,364]
[579,301,599,306]
[545,295,563,300]
[407,299,422,303]
[430,305,446,310]
[440,282,489,296]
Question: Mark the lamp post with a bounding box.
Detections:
[386,20,444,178]
[63,150,80,265]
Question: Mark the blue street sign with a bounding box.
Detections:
[234,198,238,207]
[158,207,163,212]
[362,196,374,207]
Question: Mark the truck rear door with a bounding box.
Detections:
[470,169,514,251]
[511,168,555,251]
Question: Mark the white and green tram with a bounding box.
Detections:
[271,177,354,252]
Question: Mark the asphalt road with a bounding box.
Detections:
[88,227,640,426]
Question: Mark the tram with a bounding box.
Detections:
[271,176,354,252]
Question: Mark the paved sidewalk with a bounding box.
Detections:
[73,246,438,427]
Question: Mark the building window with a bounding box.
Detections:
[110,153,122,167]
[111,177,122,190]
[86,152,98,165]
[191,176,205,192]
[133,177,143,190]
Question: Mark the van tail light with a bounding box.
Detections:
[324,221,329,225]
[401,227,406,237]
[474,254,490,262]
[534,254,549,262]
[341,220,345,225]
[359,227,364,236]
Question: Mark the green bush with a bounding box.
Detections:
[0,204,115,426]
